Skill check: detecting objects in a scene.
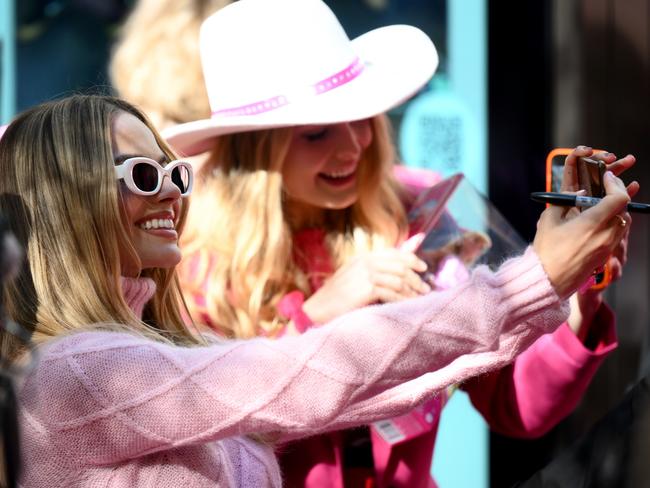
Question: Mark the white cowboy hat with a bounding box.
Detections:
[163,0,439,156]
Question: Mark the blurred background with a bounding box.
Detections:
[1,0,649,486]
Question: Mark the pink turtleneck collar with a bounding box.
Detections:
[120,276,156,319]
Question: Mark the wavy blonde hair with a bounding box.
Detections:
[110,0,231,129]
[0,95,201,363]
[181,115,409,338]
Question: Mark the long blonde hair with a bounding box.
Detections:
[181,115,408,338]
[0,95,201,363]
[110,0,231,129]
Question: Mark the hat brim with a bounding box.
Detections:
[163,25,439,156]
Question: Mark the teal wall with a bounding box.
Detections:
[399,1,489,486]
[432,3,489,487]
[0,0,15,124]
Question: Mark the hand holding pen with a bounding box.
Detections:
[533,169,632,298]
[531,192,650,214]
[536,146,638,338]
[541,145,640,219]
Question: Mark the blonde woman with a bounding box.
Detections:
[109,0,232,131]
[164,0,638,486]
[0,94,629,487]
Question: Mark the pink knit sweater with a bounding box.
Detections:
[18,249,568,487]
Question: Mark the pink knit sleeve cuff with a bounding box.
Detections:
[277,291,314,334]
[492,247,568,329]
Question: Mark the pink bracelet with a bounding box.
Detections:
[277,291,314,334]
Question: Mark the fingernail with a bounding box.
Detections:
[400,233,425,253]
[576,189,587,195]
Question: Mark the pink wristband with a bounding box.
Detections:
[277,291,314,334]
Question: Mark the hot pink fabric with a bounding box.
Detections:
[463,305,616,437]
[19,252,568,487]
[277,166,617,488]
[277,290,313,333]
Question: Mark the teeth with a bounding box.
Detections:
[323,168,354,178]
[139,218,175,231]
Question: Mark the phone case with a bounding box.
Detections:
[545,148,611,290]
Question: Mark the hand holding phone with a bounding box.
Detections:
[546,149,612,290]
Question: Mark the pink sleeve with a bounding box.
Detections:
[21,248,568,464]
[392,164,442,190]
[463,303,616,438]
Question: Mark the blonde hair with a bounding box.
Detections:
[181,115,408,338]
[109,0,231,129]
[0,94,201,363]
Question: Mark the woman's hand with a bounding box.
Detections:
[534,166,634,300]
[558,146,637,337]
[302,248,431,324]
[560,146,637,193]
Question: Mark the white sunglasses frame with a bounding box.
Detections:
[114,157,193,197]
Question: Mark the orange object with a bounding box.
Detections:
[545,148,612,289]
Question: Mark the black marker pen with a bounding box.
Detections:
[530,192,650,214]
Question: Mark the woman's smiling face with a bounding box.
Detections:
[112,111,183,277]
[281,119,373,227]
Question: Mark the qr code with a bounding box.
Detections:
[417,115,463,172]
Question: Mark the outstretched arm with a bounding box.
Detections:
[21,164,632,465]
[24,249,566,465]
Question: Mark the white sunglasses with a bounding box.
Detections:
[114,157,193,197]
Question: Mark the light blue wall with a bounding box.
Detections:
[0,0,15,124]
[399,1,489,486]
[431,3,488,487]
[448,0,487,193]
[400,0,487,193]
[432,391,488,487]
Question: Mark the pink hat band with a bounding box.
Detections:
[211,58,365,118]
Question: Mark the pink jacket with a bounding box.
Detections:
[275,166,617,488]
[19,254,569,487]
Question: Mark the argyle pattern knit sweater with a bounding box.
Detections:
[18,248,568,487]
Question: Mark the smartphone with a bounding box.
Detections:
[545,148,611,290]
[546,150,606,197]
[577,156,606,198]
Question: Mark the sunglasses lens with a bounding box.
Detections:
[171,165,191,194]
[132,163,159,192]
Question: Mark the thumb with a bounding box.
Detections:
[579,171,629,226]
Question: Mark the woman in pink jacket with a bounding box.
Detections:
[164,0,637,486]
[0,94,632,487]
